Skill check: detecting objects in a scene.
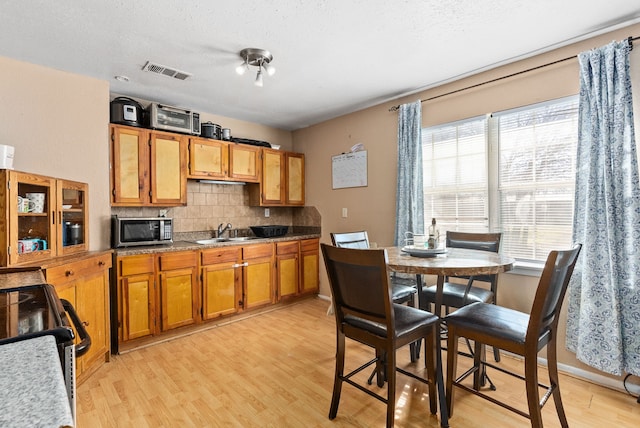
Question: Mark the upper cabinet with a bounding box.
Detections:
[248,149,305,207]
[0,170,89,266]
[110,124,187,206]
[187,137,229,179]
[228,143,261,183]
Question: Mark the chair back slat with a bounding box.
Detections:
[527,244,582,342]
[321,244,393,325]
[330,231,370,249]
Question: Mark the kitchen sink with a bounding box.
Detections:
[194,238,228,244]
[227,237,258,241]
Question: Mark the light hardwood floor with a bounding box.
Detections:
[77,298,640,427]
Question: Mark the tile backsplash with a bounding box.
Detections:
[111,181,320,237]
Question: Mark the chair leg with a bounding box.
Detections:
[492,345,501,362]
[548,338,568,428]
[424,328,438,414]
[472,340,484,390]
[524,354,543,428]
[445,326,460,417]
[386,348,397,428]
[329,331,345,420]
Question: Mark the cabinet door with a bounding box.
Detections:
[243,244,274,309]
[300,239,319,294]
[110,124,149,205]
[159,267,198,331]
[150,131,187,205]
[229,143,260,183]
[121,273,155,341]
[261,149,285,205]
[286,153,305,206]
[8,171,57,266]
[188,138,229,179]
[75,268,110,376]
[202,262,240,319]
[276,241,299,300]
[57,179,89,256]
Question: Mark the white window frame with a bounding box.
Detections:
[422,95,579,274]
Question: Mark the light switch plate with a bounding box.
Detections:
[342,208,348,218]
[265,208,270,217]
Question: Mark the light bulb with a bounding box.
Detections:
[235,62,247,76]
[254,69,264,87]
[264,63,276,76]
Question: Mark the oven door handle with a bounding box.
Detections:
[61,299,92,357]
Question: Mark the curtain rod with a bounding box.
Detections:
[389,35,639,112]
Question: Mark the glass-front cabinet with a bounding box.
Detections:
[0,170,88,266]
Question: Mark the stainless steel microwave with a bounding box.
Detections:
[149,103,200,135]
[111,216,173,248]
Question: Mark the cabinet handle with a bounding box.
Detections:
[82,321,90,327]
[65,270,74,277]
[98,260,105,266]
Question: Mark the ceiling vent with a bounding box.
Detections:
[142,61,192,80]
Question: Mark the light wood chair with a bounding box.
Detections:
[445,244,581,428]
[321,244,440,427]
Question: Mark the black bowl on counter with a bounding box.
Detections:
[250,225,289,238]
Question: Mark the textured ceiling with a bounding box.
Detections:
[1,1,639,130]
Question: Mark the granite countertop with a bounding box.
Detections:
[114,232,321,256]
[0,335,74,427]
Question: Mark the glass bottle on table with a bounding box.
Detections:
[427,218,440,249]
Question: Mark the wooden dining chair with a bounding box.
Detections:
[321,243,440,428]
[445,244,581,428]
[419,231,502,361]
[331,231,418,306]
[331,231,420,383]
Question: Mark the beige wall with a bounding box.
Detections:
[293,23,640,387]
[0,57,112,250]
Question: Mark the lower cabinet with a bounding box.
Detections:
[201,247,242,319]
[158,251,198,331]
[115,237,317,350]
[276,241,299,300]
[300,238,320,295]
[43,251,112,382]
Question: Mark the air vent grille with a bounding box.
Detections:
[142,61,192,80]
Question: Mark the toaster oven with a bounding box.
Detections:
[149,103,200,135]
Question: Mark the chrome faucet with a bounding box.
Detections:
[217,223,233,238]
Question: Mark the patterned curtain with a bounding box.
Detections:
[394,101,424,246]
[566,39,640,376]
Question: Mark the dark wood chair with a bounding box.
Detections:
[331,231,417,306]
[321,243,440,427]
[444,244,581,428]
[419,231,502,361]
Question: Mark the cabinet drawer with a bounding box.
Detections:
[118,254,155,276]
[46,253,112,286]
[276,241,299,255]
[243,243,273,260]
[300,238,319,252]
[201,247,241,265]
[158,251,197,271]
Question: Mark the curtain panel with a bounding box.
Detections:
[394,101,424,246]
[566,39,640,376]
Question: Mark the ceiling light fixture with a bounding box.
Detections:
[236,48,275,87]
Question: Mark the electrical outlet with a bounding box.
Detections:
[342,208,348,218]
[265,208,270,217]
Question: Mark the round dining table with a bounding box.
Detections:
[384,246,515,428]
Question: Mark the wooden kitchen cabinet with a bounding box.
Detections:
[0,170,89,266]
[44,251,112,381]
[242,243,274,309]
[248,149,305,206]
[228,143,261,183]
[276,240,299,300]
[300,238,319,295]
[110,124,187,206]
[116,253,156,342]
[157,251,199,331]
[201,246,242,319]
[188,137,229,179]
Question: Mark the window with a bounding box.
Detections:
[422,96,579,263]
